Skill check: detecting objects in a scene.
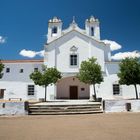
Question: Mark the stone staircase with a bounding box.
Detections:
[28,101,103,115]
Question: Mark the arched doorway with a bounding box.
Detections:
[56,76,89,99]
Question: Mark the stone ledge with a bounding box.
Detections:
[0,101,27,116]
[104,99,140,113]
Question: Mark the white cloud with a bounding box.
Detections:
[0,36,6,44]
[19,49,36,58]
[102,40,122,51]
[111,51,140,60]
[19,49,44,58]
[36,50,44,57]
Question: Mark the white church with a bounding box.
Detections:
[0,16,139,101]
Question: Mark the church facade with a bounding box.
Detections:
[0,16,139,101]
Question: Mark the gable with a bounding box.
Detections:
[45,30,107,72]
[46,30,107,52]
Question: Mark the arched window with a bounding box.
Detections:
[91,27,94,36]
[52,26,57,34]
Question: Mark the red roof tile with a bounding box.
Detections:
[1,59,44,63]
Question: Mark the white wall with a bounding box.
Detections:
[90,40,105,71]
[105,62,119,75]
[104,99,140,112]
[0,101,26,115]
[0,62,46,101]
[45,31,106,72]
[1,62,43,82]
[95,74,140,100]
[0,81,45,101]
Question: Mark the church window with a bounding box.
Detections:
[34,68,38,72]
[6,68,10,73]
[91,27,94,36]
[20,69,24,73]
[70,54,77,66]
[52,26,57,34]
[28,85,35,96]
[113,84,120,95]
[81,88,85,91]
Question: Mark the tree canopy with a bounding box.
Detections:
[118,58,140,99]
[0,60,4,79]
[30,66,61,101]
[77,57,103,100]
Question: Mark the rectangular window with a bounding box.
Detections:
[81,88,85,91]
[70,54,77,66]
[28,85,35,95]
[6,68,10,73]
[34,68,38,72]
[113,84,120,95]
[20,69,24,73]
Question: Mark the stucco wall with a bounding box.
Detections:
[94,74,140,100]
[1,73,140,101]
[45,31,106,72]
[105,62,119,75]
[0,81,45,101]
[1,62,43,82]
[104,99,140,112]
[0,101,26,115]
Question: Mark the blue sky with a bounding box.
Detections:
[0,0,140,60]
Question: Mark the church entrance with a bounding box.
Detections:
[70,86,78,99]
[56,76,89,99]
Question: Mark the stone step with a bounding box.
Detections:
[29,105,101,109]
[28,102,103,115]
[29,110,103,115]
[29,108,101,112]
[29,103,102,107]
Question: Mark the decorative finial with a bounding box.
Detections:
[70,16,77,29]
[72,16,76,24]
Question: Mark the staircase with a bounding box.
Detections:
[28,101,103,115]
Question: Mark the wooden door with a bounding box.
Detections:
[70,86,78,99]
[0,89,4,99]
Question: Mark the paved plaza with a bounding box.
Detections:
[0,113,140,140]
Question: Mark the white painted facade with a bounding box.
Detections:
[0,60,45,101]
[0,16,140,101]
[44,16,140,100]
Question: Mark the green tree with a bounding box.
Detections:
[30,66,61,101]
[118,58,140,99]
[0,60,4,79]
[77,57,103,100]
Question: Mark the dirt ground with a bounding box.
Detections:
[0,113,140,140]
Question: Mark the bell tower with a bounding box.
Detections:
[47,17,62,43]
[85,16,100,40]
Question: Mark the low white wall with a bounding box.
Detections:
[0,101,27,115]
[104,100,140,112]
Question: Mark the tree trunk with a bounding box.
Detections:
[134,84,138,99]
[93,84,97,100]
[44,86,47,102]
